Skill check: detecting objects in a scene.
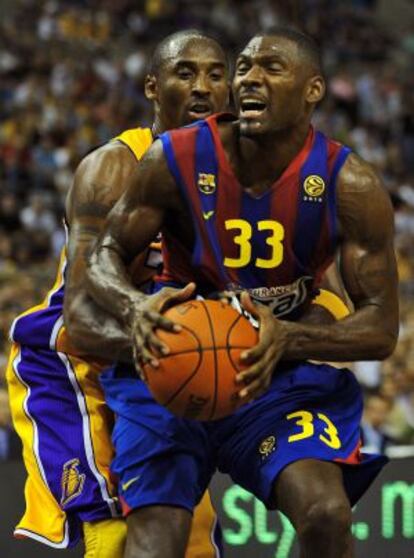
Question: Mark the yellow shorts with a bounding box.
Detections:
[6,343,221,556]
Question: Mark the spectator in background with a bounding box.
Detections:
[0,388,21,461]
[19,192,57,235]
[362,391,394,453]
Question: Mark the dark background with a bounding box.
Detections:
[1,457,414,557]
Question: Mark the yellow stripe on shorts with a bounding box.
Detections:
[6,343,70,548]
[187,491,220,558]
[65,354,116,507]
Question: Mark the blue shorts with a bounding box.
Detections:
[204,362,387,508]
[102,361,387,514]
[101,365,215,514]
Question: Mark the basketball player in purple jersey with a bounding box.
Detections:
[7,31,229,558]
[86,28,398,558]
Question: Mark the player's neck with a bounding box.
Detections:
[237,122,311,184]
[151,116,165,137]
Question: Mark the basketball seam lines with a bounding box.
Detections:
[165,345,250,356]
[200,300,219,421]
[226,313,244,372]
[162,332,204,407]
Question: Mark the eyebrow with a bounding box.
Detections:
[237,52,288,64]
[173,59,227,69]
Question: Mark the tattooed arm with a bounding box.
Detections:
[237,154,399,399]
[85,141,194,368]
[63,142,138,361]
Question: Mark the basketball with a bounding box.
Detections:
[142,299,258,421]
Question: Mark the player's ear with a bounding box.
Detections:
[145,74,158,101]
[306,75,325,105]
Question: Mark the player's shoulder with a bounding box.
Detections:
[112,127,153,160]
[78,126,153,176]
[336,151,394,240]
[337,151,383,196]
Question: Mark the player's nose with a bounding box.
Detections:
[192,73,210,96]
[239,64,264,87]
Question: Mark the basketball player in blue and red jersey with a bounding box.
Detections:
[86,27,399,558]
[6,31,229,558]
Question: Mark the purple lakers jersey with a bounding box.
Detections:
[158,113,351,320]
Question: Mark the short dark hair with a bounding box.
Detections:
[149,29,228,76]
[255,26,322,74]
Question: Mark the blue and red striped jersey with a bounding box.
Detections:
[158,113,351,320]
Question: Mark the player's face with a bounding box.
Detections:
[149,39,229,130]
[233,36,323,136]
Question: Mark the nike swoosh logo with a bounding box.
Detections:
[202,211,214,220]
[121,476,140,491]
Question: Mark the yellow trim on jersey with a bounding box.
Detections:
[6,344,69,547]
[312,288,350,320]
[112,128,153,161]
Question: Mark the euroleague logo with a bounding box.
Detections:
[303,174,325,202]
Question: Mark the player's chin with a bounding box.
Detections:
[239,117,267,137]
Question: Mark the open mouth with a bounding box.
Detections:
[240,98,267,118]
[187,103,212,118]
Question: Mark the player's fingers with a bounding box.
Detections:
[238,367,271,401]
[147,330,169,356]
[238,339,269,367]
[142,347,159,368]
[238,325,273,367]
[134,340,159,370]
[133,327,159,368]
[217,290,235,304]
[239,312,273,364]
[240,291,259,318]
[159,282,196,313]
[144,310,178,333]
[236,358,267,386]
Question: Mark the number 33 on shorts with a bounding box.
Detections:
[286,410,342,450]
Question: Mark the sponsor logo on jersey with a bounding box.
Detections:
[202,210,215,220]
[121,475,141,492]
[259,435,276,459]
[227,276,313,322]
[198,173,216,194]
[61,458,85,506]
[303,175,325,202]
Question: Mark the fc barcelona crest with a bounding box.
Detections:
[61,458,85,506]
[197,173,216,194]
[303,175,325,202]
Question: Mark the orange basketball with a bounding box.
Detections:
[142,299,258,421]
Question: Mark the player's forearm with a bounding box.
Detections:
[86,239,147,328]
[64,290,133,362]
[281,305,398,362]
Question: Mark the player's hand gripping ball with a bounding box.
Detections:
[142,299,258,420]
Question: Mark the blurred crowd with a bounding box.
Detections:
[0,0,414,458]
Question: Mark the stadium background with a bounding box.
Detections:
[0,0,413,556]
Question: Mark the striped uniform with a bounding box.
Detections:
[6,128,222,555]
[141,113,386,508]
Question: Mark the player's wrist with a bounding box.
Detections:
[124,293,151,329]
[276,319,300,359]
